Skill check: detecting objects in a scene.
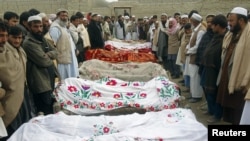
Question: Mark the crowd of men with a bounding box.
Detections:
[0,6,250,140]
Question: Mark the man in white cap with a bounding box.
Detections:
[38,12,50,35]
[22,15,59,116]
[215,7,250,125]
[49,8,79,80]
[184,12,206,103]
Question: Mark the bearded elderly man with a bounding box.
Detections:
[184,13,206,103]
[49,8,79,80]
[216,7,250,125]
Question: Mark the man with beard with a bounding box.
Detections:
[22,15,58,115]
[217,7,250,125]
[49,9,79,80]
[195,14,215,108]
[87,13,104,49]
[38,13,51,35]
[200,14,228,123]
[0,23,33,140]
[184,13,206,103]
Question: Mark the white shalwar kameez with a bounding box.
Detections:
[183,24,205,98]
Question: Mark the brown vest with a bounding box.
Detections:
[189,24,206,64]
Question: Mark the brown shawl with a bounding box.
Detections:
[221,23,250,99]
[0,42,26,127]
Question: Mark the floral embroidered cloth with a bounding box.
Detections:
[79,59,170,81]
[54,76,180,115]
[8,108,207,141]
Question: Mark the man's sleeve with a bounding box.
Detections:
[49,27,61,44]
[187,30,205,54]
[23,42,54,67]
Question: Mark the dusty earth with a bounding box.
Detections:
[170,76,231,127]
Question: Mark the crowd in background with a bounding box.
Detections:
[0,6,250,140]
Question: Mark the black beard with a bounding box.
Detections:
[231,22,241,35]
[31,32,44,41]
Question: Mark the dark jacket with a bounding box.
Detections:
[22,33,59,94]
[200,31,227,92]
[87,20,104,49]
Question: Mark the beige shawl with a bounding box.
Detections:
[222,23,250,99]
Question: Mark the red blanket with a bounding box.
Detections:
[85,49,156,63]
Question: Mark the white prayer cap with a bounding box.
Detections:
[97,14,101,17]
[191,13,202,22]
[56,8,68,14]
[49,14,56,21]
[161,13,168,17]
[230,7,248,16]
[132,15,135,18]
[83,18,87,21]
[28,15,42,22]
[38,12,47,18]
[143,16,148,19]
[150,16,153,19]
[124,15,130,20]
[181,14,188,19]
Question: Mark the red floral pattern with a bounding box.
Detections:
[140,93,147,98]
[103,127,110,133]
[113,94,121,99]
[92,91,102,97]
[68,86,77,92]
[106,80,117,86]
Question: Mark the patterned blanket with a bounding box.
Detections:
[79,59,169,81]
[54,76,180,115]
[8,109,207,141]
[105,40,152,53]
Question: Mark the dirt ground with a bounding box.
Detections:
[170,77,231,127]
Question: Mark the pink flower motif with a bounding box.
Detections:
[103,127,110,133]
[170,104,176,109]
[92,91,102,97]
[135,103,140,108]
[66,101,72,105]
[68,86,77,92]
[164,105,169,109]
[157,88,161,92]
[106,80,117,86]
[140,93,147,98]
[113,94,121,99]
[133,83,139,86]
[82,102,89,107]
[121,83,127,86]
[118,102,123,106]
[100,103,105,107]
[60,102,64,107]
[126,92,134,96]
[90,105,96,109]
[74,105,79,109]
[168,114,172,117]
[149,106,155,111]
[108,104,114,109]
